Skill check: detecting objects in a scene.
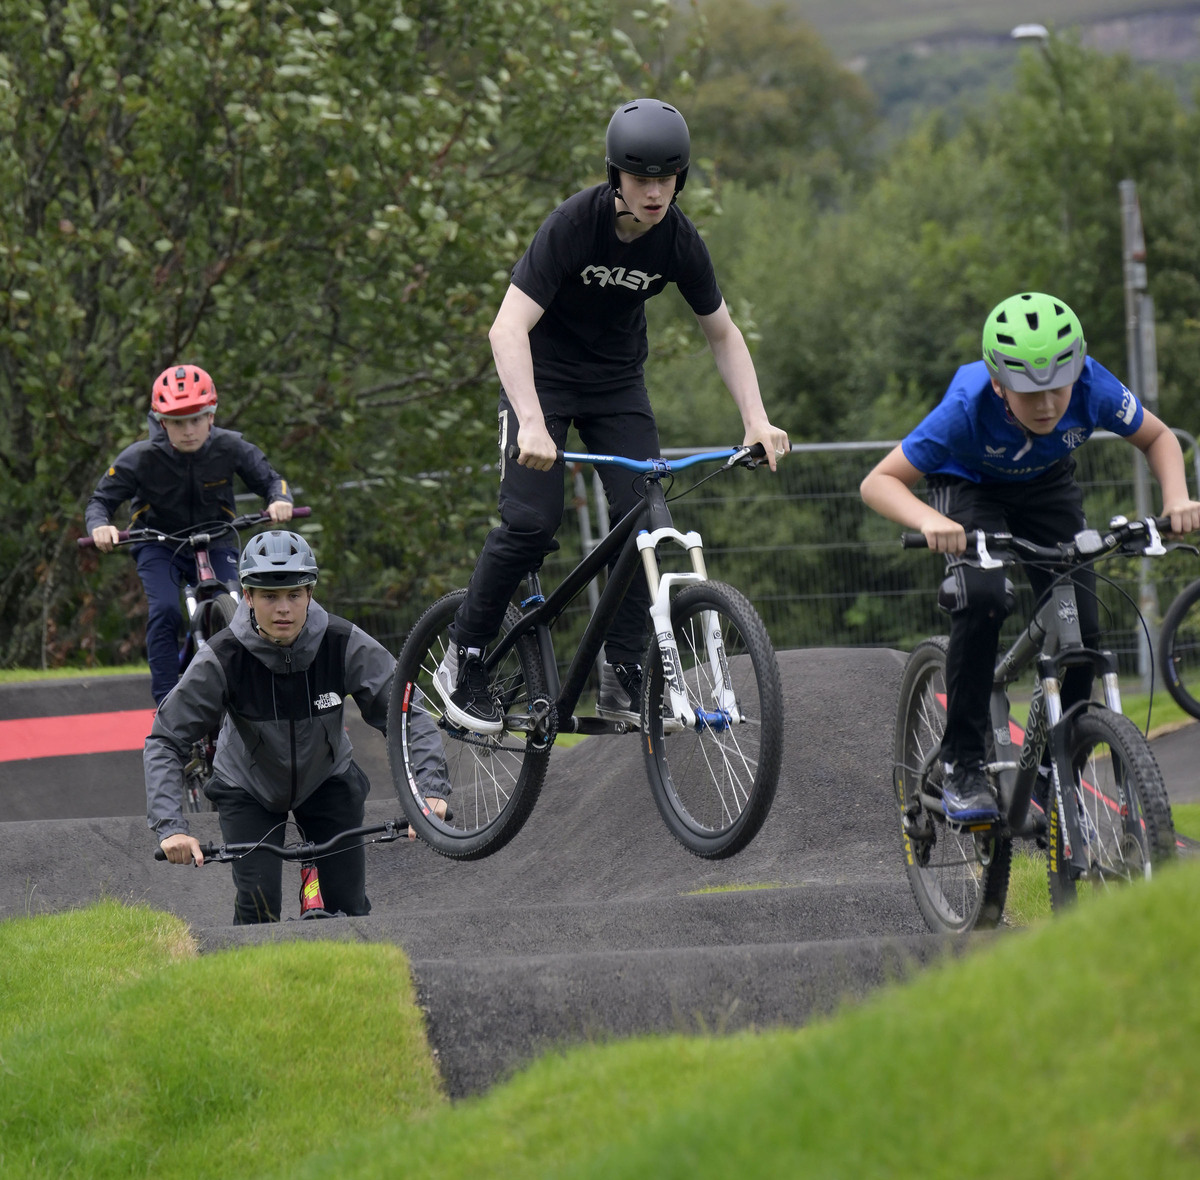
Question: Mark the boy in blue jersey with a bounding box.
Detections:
[861,291,1200,822]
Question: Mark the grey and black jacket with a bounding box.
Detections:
[145,598,447,840]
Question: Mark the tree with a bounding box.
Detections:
[0,0,638,666]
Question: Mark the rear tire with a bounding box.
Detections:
[1158,578,1200,721]
[184,592,236,812]
[643,581,783,858]
[388,590,551,859]
[1046,707,1175,909]
[893,637,1011,932]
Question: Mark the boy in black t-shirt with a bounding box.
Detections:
[434,98,790,734]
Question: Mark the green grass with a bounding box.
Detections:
[5,860,1200,1177]
[0,663,149,684]
[0,901,444,1179]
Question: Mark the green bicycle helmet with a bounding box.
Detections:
[239,531,318,589]
[982,292,1087,392]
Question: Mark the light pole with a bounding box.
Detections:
[1010,23,1049,45]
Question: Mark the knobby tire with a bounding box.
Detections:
[643,581,783,858]
[387,590,550,860]
[1158,578,1200,721]
[893,636,1012,932]
[1046,706,1175,909]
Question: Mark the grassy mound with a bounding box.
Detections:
[3,845,1199,1177]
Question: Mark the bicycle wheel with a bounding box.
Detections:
[180,594,236,813]
[387,590,552,859]
[643,581,783,859]
[1046,706,1175,910]
[1159,578,1200,720]
[893,636,1011,933]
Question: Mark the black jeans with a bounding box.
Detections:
[454,391,660,666]
[930,459,1099,768]
[206,762,372,924]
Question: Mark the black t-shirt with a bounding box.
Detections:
[509,184,723,397]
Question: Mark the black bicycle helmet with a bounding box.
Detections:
[605,98,690,196]
[239,531,318,588]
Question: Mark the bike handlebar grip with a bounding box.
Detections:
[154,843,218,861]
[77,528,133,548]
[292,505,311,518]
[504,444,566,464]
[901,532,930,549]
[747,442,767,459]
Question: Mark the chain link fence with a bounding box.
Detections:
[351,433,1200,688]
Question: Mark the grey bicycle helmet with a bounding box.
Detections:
[605,98,690,196]
[239,531,318,588]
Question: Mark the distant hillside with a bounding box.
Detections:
[791,0,1200,61]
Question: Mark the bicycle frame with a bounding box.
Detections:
[925,522,1165,876]
[486,448,755,739]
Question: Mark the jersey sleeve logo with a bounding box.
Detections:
[1117,386,1139,425]
[580,265,663,291]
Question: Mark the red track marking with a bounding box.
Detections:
[0,710,157,763]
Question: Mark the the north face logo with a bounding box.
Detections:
[313,692,342,710]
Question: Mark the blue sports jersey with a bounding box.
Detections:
[901,357,1143,483]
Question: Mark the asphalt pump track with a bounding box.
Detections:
[5,647,1196,1096]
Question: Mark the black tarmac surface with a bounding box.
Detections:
[3,649,1198,1097]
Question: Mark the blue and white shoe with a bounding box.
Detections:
[941,762,1000,823]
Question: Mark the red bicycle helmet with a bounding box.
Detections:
[151,364,218,418]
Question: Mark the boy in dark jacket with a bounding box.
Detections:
[85,364,293,703]
[146,531,449,923]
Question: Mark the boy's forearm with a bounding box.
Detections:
[1144,430,1192,507]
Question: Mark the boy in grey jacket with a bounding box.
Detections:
[146,530,448,923]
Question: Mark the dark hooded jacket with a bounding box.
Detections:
[145,598,447,840]
[85,415,291,536]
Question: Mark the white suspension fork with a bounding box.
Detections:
[637,526,742,729]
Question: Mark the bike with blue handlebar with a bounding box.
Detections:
[388,444,784,860]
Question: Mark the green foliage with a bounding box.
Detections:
[0,0,635,666]
[686,0,877,193]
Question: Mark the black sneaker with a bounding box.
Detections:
[433,645,503,736]
[941,761,999,823]
[596,661,642,725]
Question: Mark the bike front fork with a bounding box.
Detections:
[637,526,739,732]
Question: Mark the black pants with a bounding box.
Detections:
[206,762,372,924]
[454,392,660,666]
[931,459,1099,767]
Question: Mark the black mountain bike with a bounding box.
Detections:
[894,515,1177,933]
[79,507,310,809]
[1157,548,1200,720]
[154,818,408,918]
[388,445,784,862]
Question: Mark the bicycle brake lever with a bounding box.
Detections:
[726,445,761,470]
[1143,517,1167,556]
[974,530,1004,570]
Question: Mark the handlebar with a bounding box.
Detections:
[78,506,312,549]
[900,514,1171,566]
[154,818,409,863]
[503,443,770,472]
